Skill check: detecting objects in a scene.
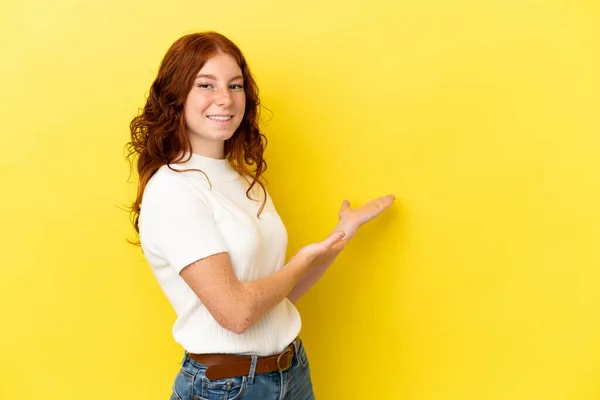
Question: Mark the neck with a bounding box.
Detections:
[189,136,225,159]
[177,152,240,182]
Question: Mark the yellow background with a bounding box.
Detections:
[1,0,599,399]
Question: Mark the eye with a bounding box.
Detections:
[229,83,244,91]
[197,83,213,89]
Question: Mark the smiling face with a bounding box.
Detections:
[184,53,246,158]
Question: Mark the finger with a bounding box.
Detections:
[331,238,350,252]
[376,194,395,204]
[339,200,350,214]
[303,232,345,259]
[320,230,346,249]
[372,195,396,211]
[367,195,393,205]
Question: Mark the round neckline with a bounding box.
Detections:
[174,152,240,182]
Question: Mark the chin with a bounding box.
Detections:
[224,128,242,141]
[221,131,237,141]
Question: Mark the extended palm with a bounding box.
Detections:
[337,195,395,238]
[292,194,395,268]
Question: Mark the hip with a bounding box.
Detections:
[170,338,315,400]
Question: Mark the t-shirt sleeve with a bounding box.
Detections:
[139,173,229,273]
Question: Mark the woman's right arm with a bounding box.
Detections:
[179,231,345,334]
[141,174,345,334]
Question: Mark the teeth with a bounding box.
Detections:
[208,115,232,121]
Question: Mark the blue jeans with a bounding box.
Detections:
[170,339,315,400]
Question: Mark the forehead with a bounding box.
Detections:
[196,53,242,77]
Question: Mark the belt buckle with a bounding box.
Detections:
[276,347,294,372]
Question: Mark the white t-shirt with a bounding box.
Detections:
[138,153,301,356]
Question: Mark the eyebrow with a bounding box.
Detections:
[195,74,244,81]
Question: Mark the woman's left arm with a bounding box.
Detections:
[287,195,395,303]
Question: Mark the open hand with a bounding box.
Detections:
[290,230,349,269]
[336,194,395,239]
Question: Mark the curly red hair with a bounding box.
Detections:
[126,32,268,237]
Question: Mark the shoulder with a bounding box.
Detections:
[144,165,209,200]
[139,166,216,234]
[140,165,215,220]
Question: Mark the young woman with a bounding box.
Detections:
[127,31,395,400]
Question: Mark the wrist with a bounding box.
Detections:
[335,221,357,240]
[285,256,310,277]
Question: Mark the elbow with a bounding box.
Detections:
[216,306,254,335]
[230,318,252,335]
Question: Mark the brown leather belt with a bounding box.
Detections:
[188,338,299,381]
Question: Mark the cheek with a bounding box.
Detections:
[186,92,212,113]
[183,103,197,127]
[184,99,208,128]
[237,94,246,112]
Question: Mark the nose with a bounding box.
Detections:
[215,87,233,107]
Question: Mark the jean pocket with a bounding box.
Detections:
[170,390,182,400]
[197,375,247,400]
[297,341,309,369]
[172,367,194,400]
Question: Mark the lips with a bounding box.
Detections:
[207,115,233,121]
